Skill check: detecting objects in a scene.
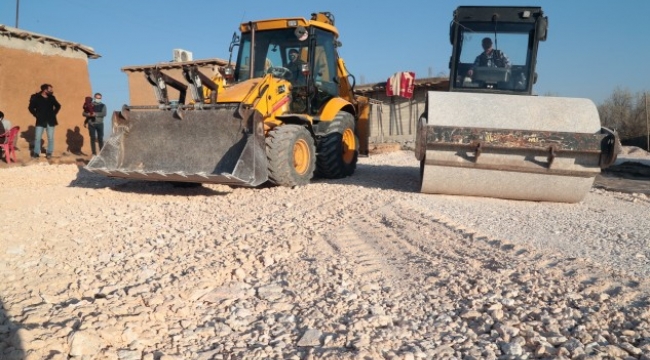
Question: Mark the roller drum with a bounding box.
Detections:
[418,92,605,203]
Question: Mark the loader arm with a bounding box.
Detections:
[182,65,219,104]
[336,58,356,104]
[145,68,188,106]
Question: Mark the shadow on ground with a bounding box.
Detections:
[0,298,23,359]
[595,162,650,195]
[68,165,231,196]
[312,162,421,193]
[67,157,422,196]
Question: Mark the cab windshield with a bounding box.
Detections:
[233,26,341,113]
[235,28,305,82]
[452,22,533,92]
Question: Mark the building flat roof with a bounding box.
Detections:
[0,24,100,59]
[122,58,230,72]
[354,76,449,95]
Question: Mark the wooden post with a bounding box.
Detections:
[15,0,20,28]
[646,92,649,151]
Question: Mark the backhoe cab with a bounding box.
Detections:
[222,11,352,118]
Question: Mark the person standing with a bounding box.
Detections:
[0,110,17,147]
[28,83,61,159]
[0,111,7,135]
[83,92,107,155]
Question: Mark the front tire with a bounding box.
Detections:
[266,125,316,187]
[316,112,358,178]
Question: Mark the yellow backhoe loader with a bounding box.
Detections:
[415,6,619,202]
[86,12,369,187]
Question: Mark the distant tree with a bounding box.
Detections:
[598,87,646,141]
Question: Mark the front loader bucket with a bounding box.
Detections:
[415,92,619,203]
[86,105,268,186]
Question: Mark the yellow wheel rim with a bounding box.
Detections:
[293,139,310,175]
[342,128,356,164]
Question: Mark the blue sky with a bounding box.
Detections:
[1,0,649,114]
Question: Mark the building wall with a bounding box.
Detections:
[0,36,93,159]
[362,88,432,146]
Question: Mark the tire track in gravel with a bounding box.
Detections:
[282,186,374,231]
[314,188,649,306]
[320,223,400,283]
[359,199,516,297]
[227,182,365,222]
[376,198,524,264]
[314,196,472,293]
[387,197,650,302]
[290,183,364,213]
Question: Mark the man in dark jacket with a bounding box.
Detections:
[285,48,307,85]
[28,83,61,159]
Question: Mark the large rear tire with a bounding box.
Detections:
[316,112,358,178]
[266,125,316,187]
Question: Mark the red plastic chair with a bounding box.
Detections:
[0,126,20,163]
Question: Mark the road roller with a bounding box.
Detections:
[414,6,619,202]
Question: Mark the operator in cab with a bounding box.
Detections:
[466,37,511,79]
[286,48,307,85]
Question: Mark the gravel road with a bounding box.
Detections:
[1,150,649,359]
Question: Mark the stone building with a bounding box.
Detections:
[0,24,100,160]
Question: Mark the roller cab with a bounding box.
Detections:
[415,6,619,202]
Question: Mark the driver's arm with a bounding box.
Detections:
[467,54,482,77]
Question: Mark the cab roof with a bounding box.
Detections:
[239,16,339,38]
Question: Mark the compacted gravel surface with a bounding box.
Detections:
[1,150,649,360]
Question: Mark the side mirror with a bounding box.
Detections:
[536,16,548,41]
[449,24,454,45]
[227,32,240,71]
[229,32,240,52]
[533,72,538,84]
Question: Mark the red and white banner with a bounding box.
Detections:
[386,71,415,99]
